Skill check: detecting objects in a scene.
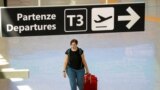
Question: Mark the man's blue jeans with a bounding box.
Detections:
[66,66,85,90]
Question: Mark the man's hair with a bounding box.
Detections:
[70,39,78,45]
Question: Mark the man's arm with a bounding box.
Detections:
[63,55,68,78]
[81,53,90,74]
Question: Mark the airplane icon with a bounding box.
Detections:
[94,15,112,23]
[92,7,114,31]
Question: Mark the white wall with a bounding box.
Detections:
[7,0,38,6]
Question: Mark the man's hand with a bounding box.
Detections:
[63,71,67,78]
[86,70,90,74]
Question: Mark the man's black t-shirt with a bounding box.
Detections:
[65,48,84,70]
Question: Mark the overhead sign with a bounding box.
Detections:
[0,3,145,37]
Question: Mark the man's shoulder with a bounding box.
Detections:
[78,47,82,50]
[78,48,83,55]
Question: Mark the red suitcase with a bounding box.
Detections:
[84,74,98,90]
